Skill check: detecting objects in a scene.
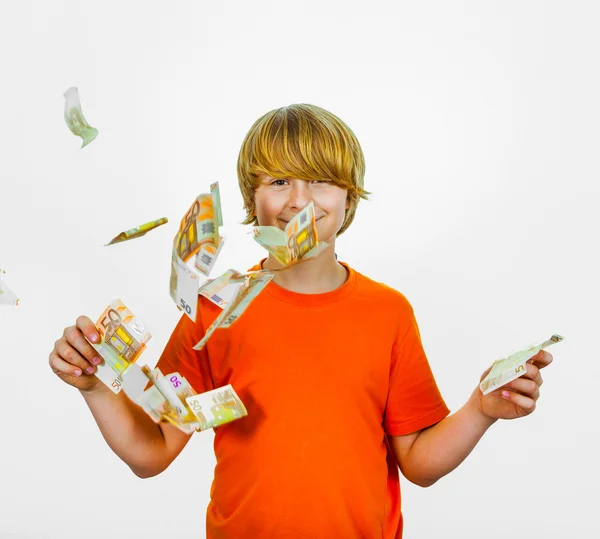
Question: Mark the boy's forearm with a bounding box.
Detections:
[402,390,496,487]
[79,387,169,478]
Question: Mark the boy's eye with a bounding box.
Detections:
[271,179,288,186]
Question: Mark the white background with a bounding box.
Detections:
[1,1,598,537]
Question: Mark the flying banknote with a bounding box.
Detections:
[0,269,19,306]
[193,270,274,351]
[63,87,98,148]
[136,365,247,433]
[105,217,168,246]
[170,183,225,321]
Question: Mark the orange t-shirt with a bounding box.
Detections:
[155,261,450,538]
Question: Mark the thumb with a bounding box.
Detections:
[479,364,493,383]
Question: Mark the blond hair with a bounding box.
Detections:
[237,104,369,236]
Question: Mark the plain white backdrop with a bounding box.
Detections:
[0,1,598,537]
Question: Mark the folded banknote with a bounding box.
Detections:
[480,334,564,395]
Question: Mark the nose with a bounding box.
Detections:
[287,180,313,210]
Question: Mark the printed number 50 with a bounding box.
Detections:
[180,299,192,314]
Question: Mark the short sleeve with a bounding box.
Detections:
[383,315,450,436]
[153,303,215,395]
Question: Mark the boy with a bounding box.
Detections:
[49,104,552,538]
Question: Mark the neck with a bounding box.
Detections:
[262,243,348,294]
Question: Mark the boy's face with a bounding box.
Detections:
[253,175,349,243]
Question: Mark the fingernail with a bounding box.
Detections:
[73,369,82,376]
[91,356,102,365]
[89,334,98,343]
[85,366,95,374]
[502,390,510,398]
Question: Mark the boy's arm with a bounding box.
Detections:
[389,390,496,488]
[80,384,192,478]
[389,350,551,488]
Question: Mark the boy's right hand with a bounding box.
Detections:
[49,316,107,393]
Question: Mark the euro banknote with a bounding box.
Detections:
[195,238,225,276]
[170,184,225,321]
[185,384,247,431]
[136,366,185,425]
[169,248,201,321]
[138,366,199,432]
[136,367,247,433]
[105,217,168,246]
[193,270,274,351]
[174,182,223,273]
[63,87,98,148]
[253,201,328,266]
[0,269,19,306]
[198,269,247,308]
[479,334,564,395]
[91,299,152,394]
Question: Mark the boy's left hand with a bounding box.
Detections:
[477,350,553,420]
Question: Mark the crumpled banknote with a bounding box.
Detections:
[136,365,247,433]
[198,269,247,308]
[186,384,247,431]
[105,217,168,246]
[91,299,152,393]
[0,269,19,306]
[193,270,274,351]
[63,87,98,148]
[170,183,225,321]
[479,334,564,395]
[253,201,328,266]
[174,182,223,275]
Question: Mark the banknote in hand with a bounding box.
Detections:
[0,269,19,306]
[63,87,98,148]
[479,334,564,395]
[91,299,152,394]
[105,217,168,246]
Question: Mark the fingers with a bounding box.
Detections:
[479,365,493,382]
[75,315,101,346]
[530,349,553,369]
[49,351,87,378]
[521,362,543,386]
[504,377,540,401]
[64,324,102,365]
[501,389,536,412]
[53,340,98,376]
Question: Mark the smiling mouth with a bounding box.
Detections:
[279,216,324,223]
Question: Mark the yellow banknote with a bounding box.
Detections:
[171,183,225,321]
[105,217,168,246]
[174,183,223,265]
[253,201,327,266]
[91,299,152,394]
